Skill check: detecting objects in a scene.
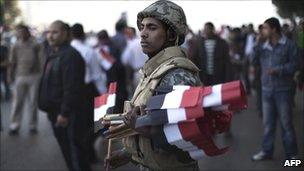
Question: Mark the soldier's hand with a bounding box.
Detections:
[123,105,146,129]
[123,105,153,137]
[56,115,69,127]
[104,149,131,169]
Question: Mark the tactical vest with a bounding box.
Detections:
[122,46,200,170]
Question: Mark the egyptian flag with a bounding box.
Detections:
[202,80,247,111]
[137,81,246,128]
[94,82,117,132]
[98,46,116,71]
[151,115,230,160]
[135,86,210,128]
[164,118,230,160]
[147,80,246,111]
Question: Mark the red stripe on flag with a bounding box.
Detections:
[184,87,204,120]
[178,120,201,141]
[180,87,201,108]
[221,81,240,104]
[185,106,203,120]
[94,94,109,108]
[178,118,230,157]
[195,118,229,156]
[108,82,117,94]
[202,86,212,96]
[221,81,247,110]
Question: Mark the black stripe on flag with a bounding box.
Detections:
[150,125,172,148]
[154,86,174,94]
[135,109,168,128]
[146,94,166,110]
[106,106,115,114]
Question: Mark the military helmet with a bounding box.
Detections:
[137,0,187,45]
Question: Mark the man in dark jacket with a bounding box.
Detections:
[38,20,91,171]
[96,30,128,113]
[190,22,232,86]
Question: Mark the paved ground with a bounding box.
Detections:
[1,91,303,171]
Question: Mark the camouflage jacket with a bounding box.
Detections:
[123,46,201,170]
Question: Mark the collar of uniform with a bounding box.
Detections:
[263,35,287,50]
[142,46,185,76]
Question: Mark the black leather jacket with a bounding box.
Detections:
[38,43,85,117]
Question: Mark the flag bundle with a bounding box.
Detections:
[97,81,247,160]
[130,80,247,160]
[94,82,117,132]
[136,80,247,127]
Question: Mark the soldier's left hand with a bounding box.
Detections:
[123,105,146,129]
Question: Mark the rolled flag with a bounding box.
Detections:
[94,82,117,132]
[163,117,229,160]
[135,80,246,160]
[149,112,231,160]
[136,86,208,128]
[138,81,246,127]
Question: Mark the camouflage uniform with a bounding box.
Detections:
[122,1,202,170]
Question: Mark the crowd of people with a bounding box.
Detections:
[0,0,303,170]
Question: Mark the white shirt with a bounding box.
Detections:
[245,33,255,57]
[204,39,216,75]
[71,39,106,94]
[121,38,148,71]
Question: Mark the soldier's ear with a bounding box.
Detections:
[167,28,177,42]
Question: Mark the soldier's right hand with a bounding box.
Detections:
[104,149,131,169]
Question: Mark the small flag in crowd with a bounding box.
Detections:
[94,82,117,132]
[98,47,116,70]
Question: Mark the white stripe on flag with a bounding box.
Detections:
[203,84,222,107]
[164,124,206,160]
[189,149,207,160]
[94,105,108,121]
[107,94,116,107]
[167,108,186,123]
[161,88,188,109]
[164,124,193,149]
[100,56,113,70]
[94,94,116,122]
[173,85,190,91]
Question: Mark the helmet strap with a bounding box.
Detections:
[175,36,179,46]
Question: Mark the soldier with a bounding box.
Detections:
[105,1,202,170]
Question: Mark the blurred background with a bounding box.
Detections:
[0,0,303,171]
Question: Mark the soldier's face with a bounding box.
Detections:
[46,23,68,47]
[139,17,167,57]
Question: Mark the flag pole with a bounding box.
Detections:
[106,138,112,171]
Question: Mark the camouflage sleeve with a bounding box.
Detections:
[151,68,201,161]
[158,68,202,87]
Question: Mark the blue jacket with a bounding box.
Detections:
[251,36,299,91]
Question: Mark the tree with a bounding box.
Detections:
[272,0,304,19]
[0,0,21,26]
